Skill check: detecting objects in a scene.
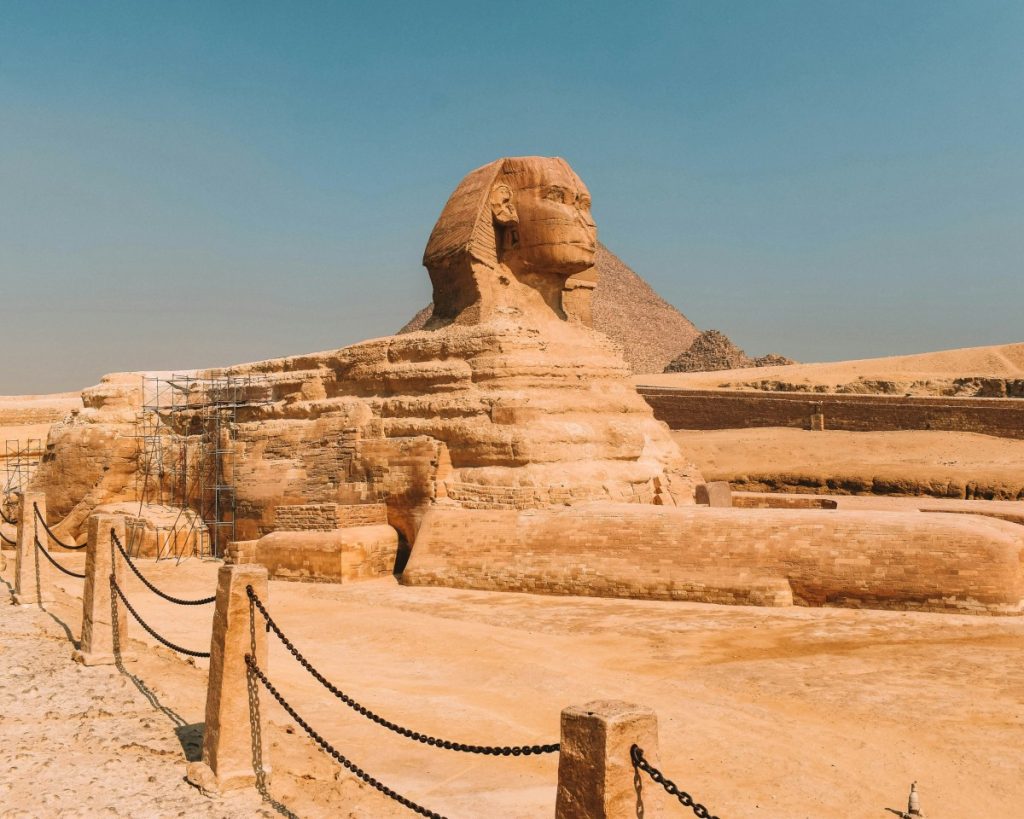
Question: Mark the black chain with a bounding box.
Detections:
[0,529,14,546]
[245,654,448,819]
[631,745,720,819]
[35,503,85,549]
[35,536,86,578]
[110,575,211,658]
[246,586,559,756]
[0,507,15,526]
[111,529,216,606]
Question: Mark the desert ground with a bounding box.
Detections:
[3,550,1022,818]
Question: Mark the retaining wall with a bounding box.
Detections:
[402,505,1024,615]
[637,387,1024,439]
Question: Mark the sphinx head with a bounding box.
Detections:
[422,156,598,327]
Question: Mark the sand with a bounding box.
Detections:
[676,427,1024,499]
[3,548,1022,818]
[637,341,1024,393]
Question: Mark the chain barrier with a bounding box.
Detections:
[246,585,559,756]
[35,503,85,550]
[631,745,720,819]
[111,530,215,606]
[34,536,87,579]
[1,529,14,546]
[245,654,448,819]
[0,507,16,526]
[110,575,211,658]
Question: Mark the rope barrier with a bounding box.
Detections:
[110,576,211,658]
[111,530,215,606]
[35,536,86,579]
[1,530,14,546]
[245,654,448,819]
[246,586,559,756]
[631,745,720,819]
[35,503,85,550]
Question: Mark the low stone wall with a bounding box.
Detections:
[638,387,1024,439]
[245,525,398,583]
[733,495,838,510]
[273,503,389,531]
[402,505,1024,615]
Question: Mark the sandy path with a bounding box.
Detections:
[0,583,270,818]
[3,549,1023,818]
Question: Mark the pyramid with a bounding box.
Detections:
[665,329,795,373]
[398,242,701,374]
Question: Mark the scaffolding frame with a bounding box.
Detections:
[135,373,271,557]
[3,438,44,497]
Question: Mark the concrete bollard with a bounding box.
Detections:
[186,562,270,794]
[13,491,51,605]
[73,516,129,666]
[556,700,664,819]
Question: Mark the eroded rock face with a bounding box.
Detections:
[30,374,144,534]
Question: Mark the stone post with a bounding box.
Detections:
[73,515,128,666]
[555,700,664,819]
[14,491,51,605]
[186,562,269,794]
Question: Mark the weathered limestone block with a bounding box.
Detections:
[403,505,1024,614]
[14,491,50,605]
[241,525,398,583]
[556,701,664,818]
[187,564,269,793]
[695,481,732,507]
[73,515,128,666]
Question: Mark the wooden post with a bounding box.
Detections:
[13,491,51,605]
[556,700,664,818]
[186,562,269,793]
[73,515,128,666]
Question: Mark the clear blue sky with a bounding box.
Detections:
[1,1,1021,393]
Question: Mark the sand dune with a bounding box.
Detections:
[638,341,1024,394]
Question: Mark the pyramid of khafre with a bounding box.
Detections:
[399,242,701,374]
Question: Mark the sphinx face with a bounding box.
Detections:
[498,160,597,278]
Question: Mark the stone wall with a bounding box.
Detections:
[273,503,389,531]
[402,505,1024,615]
[0,407,71,426]
[639,387,1024,439]
[244,525,398,583]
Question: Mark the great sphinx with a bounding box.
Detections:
[23,157,1024,613]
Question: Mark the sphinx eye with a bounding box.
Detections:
[543,187,566,203]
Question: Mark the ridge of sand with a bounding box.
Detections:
[638,341,1024,393]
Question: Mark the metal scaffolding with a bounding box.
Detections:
[135,373,271,557]
[3,438,44,497]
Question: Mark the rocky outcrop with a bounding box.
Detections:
[665,330,795,373]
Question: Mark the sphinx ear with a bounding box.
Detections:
[489,183,518,226]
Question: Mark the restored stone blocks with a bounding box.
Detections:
[402,505,1024,614]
